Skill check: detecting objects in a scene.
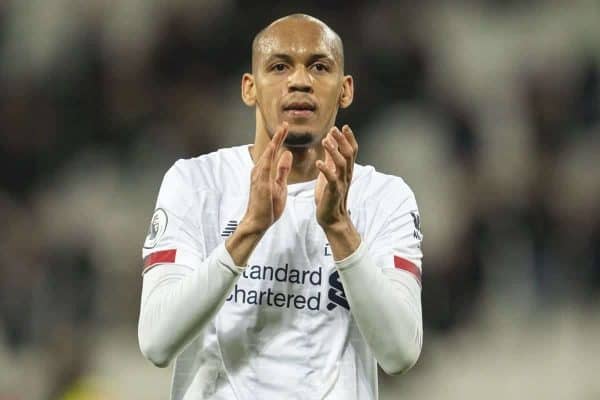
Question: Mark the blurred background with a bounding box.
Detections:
[1,0,599,399]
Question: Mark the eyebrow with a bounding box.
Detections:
[265,53,336,65]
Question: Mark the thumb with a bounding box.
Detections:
[275,150,293,185]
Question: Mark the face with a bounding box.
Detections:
[244,19,353,147]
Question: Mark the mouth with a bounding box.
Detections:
[282,101,316,118]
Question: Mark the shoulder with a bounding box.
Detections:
[351,164,423,248]
[352,163,418,209]
[163,145,251,194]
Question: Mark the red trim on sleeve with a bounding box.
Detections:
[394,256,422,285]
[143,249,177,273]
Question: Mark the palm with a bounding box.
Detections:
[271,148,293,222]
[315,170,327,206]
[314,150,336,220]
[244,123,292,233]
[313,125,358,228]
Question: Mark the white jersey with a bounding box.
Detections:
[141,144,423,400]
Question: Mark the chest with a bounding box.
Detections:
[212,192,367,371]
[214,194,366,265]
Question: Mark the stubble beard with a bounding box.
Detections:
[283,131,318,148]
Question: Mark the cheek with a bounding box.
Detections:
[255,76,276,102]
[259,85,284,112]
[321,86,342,114]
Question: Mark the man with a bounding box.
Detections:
[138,14,423,400]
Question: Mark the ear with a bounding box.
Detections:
[241,73,256,107]
[339,75,354,109]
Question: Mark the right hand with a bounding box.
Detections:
[242,123,293,234]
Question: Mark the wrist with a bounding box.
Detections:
[238,215,269,237]
[321,215,353,236]
[322,217,361,261]
[225,219,266,267]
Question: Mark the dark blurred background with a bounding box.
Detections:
[1,1,599,399]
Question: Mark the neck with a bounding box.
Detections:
[250,114,324,184]
[286,146,323,184]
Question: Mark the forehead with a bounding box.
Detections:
[256,19,339,61]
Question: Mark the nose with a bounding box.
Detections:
[287,66,313,93]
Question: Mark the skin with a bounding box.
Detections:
[226,15,361,266]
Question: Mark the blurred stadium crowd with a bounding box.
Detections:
[1,1,599,399]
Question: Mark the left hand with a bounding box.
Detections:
[315,125,358,229]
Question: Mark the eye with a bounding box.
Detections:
[271,63,288,72]
[311,62,329,72]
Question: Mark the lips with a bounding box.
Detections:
[283,99,317,111]
[283,101,316,119]
[283,103,316,111]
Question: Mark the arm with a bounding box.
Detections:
[325,222,422,375]
[139,242,242,367]
[316,125,423,375]
[138,124,293,367]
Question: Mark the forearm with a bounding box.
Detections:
[317,125,422,374]
[334,240,423,375]
[138,221,267,367]
[138,242,243,367]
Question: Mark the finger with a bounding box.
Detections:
[323,135,346,177]
[322,132,336,172]
[257,139,275,168]
[342,125,358,157]
[340,125,357,180]
[275,150,293,185]
[330,127,354,182]
[258,123,288,173]
[316,159,337,186]
[331,126,354,161]
[272,122,289,158]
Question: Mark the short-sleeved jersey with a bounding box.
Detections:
[142,144,423,400]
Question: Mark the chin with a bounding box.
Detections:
[284,130,319,148]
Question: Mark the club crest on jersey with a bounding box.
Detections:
[144,208,168,248]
